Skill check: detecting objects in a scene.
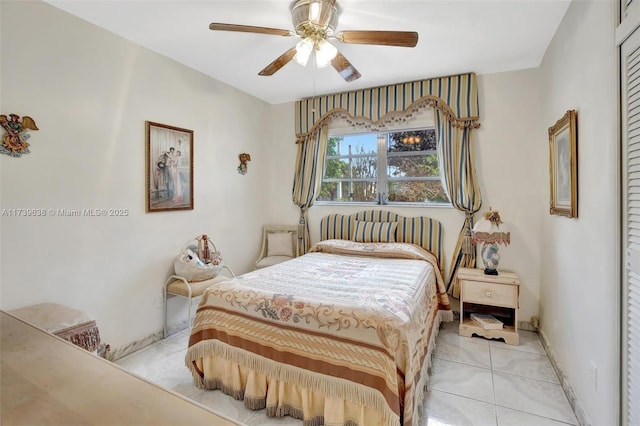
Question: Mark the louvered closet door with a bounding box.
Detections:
[622,25,640,426]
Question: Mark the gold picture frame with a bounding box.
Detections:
[145,121,194,212]
[548,110,578,218]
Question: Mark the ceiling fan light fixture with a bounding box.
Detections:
[294,37,314,66]
[309,0,321,22]
[292,0,339,35]
[315,39,338,68]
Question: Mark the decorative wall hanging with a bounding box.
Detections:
[0,114,39,157]
[145,121,194,212]
[237,152,251,175]
[548,110,578,218]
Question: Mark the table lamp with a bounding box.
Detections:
[472,208,510,275]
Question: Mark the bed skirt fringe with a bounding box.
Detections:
[439,308,454,323]
[413,308,444,426]
[186,339,400,426]
[202,377,245,401]
[186,306,452,426]
[267,404,304,422]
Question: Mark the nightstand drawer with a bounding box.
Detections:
[461,280,517,307]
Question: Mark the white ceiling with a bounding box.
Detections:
[45,0,571,105]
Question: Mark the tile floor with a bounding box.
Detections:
[115,320,578,426]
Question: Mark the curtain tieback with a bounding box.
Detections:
[462,212,475,255]
[462,230,474,255]
[298,211,307,240]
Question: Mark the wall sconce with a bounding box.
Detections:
[237,153,251,175]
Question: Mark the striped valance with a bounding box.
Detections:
[295,72,479,141]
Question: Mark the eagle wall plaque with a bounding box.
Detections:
[1,114,39,157]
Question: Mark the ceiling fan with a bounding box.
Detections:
[209,0,418,82]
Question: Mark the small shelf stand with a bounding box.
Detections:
[163,265,235,338]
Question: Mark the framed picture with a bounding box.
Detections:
[145,121,193,212]
[548,110,578,218]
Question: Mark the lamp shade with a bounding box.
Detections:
[294,37,314,66]
[472,213,510,246]
[315,39,338,68]
[471,207,511,246]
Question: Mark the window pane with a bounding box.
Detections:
[318,181,377,202]
[351,157,377,179]
[324,157,377,179]
[325,135,377,181]
[325,158,350,179]
[387,129,437,152]
[321,127,449,205]
[388,180,448,203]
[388,153,439,178]
[328,134,377,156]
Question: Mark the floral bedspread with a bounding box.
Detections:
[186,240,449,426]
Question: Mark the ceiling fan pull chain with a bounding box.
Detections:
[312,61,317,116]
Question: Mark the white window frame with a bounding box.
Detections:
[317,126,451,207]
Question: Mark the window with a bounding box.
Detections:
[318,127,449,205]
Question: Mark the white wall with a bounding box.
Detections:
[265,103,300,226]
[538,1,618,425]
[0,1,272,349]
[475,69,547,325]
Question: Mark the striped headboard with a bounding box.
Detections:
[319,210,444,269]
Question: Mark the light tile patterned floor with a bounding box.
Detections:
[115,320,578,426]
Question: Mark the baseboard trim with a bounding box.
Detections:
[538,329,592,426]
[518,320,537,331]
[107,320,189,362]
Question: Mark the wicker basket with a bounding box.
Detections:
[173,235,223,282]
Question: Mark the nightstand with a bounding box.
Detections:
[458,267,520,345]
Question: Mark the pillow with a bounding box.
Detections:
[351,221,397,243]
[267,232,295,257]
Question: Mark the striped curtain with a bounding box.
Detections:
[435,110,482,298]
[292,123,329,254]
[293,73,481,284]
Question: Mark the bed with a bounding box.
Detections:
[185,210,452,426]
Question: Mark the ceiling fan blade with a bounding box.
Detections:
[209,23,293,37]
[335,30,418,47]
[258,47,298,76]
[331,52,361,82]
[316,0,337,27]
